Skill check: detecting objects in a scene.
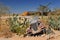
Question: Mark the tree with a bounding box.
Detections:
[37,2,51,18]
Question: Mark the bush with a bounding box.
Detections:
[48,16,60,30]
[9,15,30,36]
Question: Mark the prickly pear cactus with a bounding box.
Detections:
[9,15,30,36]
[49,16,60,30]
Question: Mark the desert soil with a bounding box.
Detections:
[0,31,60,40]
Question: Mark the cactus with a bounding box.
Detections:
[9,15,30,36]
[49,16,60,30]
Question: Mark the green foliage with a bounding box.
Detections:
[9,15,30,35]
[49,16,60,30]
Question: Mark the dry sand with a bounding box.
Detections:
[0,31,60,40]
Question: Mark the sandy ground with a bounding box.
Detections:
[0,36,47,40]
[0,31,60,40]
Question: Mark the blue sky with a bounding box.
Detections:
[0,0,60,14]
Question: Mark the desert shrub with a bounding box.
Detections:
[9,15,30,36]
[48,16,60,30]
